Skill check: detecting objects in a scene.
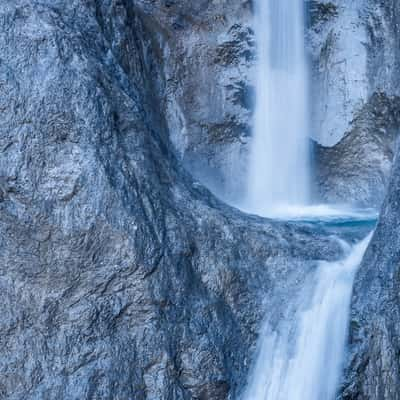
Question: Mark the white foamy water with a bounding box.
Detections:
[242,234,372,400]
[239,202,378,223]
[246,0,310,213]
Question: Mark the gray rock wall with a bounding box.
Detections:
[342,143,400,399]
[309,0,400,207]
[133,0,256,203]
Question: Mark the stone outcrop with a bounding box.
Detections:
[342,144,400,399]
[309,0,400,207]
[133,0,256,203]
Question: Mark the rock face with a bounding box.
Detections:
[309,0,400,207]
[342,145,400,400]
[0,1,343,399]
[133,0,256,204]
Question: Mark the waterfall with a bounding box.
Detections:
[242,234,372,400]
[242,2,374,398]
[246,0,310,215]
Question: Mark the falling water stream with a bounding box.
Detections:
[243,234,372,400]
[246,0,310,215]
[242,0,375,398]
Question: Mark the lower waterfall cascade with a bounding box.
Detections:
[243,233,373,400]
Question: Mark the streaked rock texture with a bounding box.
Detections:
[132,0,256,203]
[309,0,400,207]
[342,144,400,399]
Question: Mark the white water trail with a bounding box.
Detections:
[243,234,372,400]
[246,0,310,215]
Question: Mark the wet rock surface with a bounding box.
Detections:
[314,92,400,208]
[133,0,256,203]
[309,0,400,207]
[342,145,400,400]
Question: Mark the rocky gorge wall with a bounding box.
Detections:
[309,0,400,208]
[341,145,400,399]
[1,0,400,399]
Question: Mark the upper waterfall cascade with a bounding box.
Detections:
[245,0,310,216]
